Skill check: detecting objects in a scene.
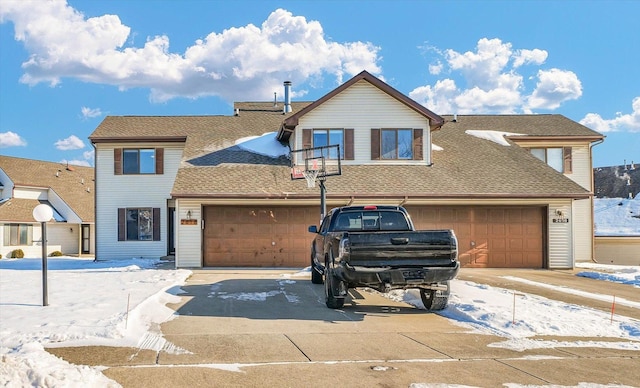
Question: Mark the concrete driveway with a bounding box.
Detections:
[49,268,640,387]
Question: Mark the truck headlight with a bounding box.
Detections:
[338,238,350,260]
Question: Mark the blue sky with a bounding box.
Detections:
[1,0,638,168]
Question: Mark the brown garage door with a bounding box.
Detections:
[203,206,320,267]
[406,206,545,268]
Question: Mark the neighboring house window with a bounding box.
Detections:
[530,147,572,173]
[371,128,423,160]
[117,208,161,241]
[302,128,354,160]
[3,223,33,246]
[114,148,164,175]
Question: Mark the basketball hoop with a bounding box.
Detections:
[303,169,319,188]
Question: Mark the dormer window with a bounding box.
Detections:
[313,129,344,159]
[371,128,423,161]
[530,147,572,173]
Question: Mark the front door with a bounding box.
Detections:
[81,224,90,254]
[167,207,175,255]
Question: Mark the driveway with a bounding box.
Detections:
[48,268,640,387]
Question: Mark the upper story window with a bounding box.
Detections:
[117,207,161,241]
[371,128,423,161]
[3,223,32,246]
[530,147,572,173]
[114,148,164,175]
[302,128,354,160]
[313,129,344,159]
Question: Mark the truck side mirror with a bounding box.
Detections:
[308,225,318,233]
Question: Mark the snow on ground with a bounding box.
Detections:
[1,257,639,387]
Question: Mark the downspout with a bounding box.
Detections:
[589,138,605,263]
[91,142,98,262]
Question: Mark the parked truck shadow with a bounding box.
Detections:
[170,278,427,322]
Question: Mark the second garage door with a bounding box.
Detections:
[407,206,545,268]
[203,206,319,267]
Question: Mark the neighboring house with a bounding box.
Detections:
[0,156,95,258]
[89,71,603,269]
[593,164,640,265]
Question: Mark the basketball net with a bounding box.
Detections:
[303,159,320,188]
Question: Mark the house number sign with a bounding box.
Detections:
[552,218,570,223]
[180,219,198,225]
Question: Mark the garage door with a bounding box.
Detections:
[406,206,545,268]
[203,206,320,267]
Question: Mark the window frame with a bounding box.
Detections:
[530,146,572,173]
[3,223,33,246]
[312,129,345,159]
[118,207,161,241]
[114,148,163,175]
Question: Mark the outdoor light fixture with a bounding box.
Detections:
[186,210,192,220]
[33,204,53,307]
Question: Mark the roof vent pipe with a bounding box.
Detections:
[453,114,457,123]
[284,81,292,113]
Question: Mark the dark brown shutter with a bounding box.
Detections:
[152,208,161,241]
[117,208,126,241]
[155,148,164,175]
[302,129,312,149]
[344,128,354,160]
[563,147,572,173]
[114,148,122,175]
[371,129,380,160]
[413,129,423,160]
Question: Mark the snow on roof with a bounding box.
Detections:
[594,196,640,236]
[432,143,443,151]
[465,130,526,146]
[235,132,288,158]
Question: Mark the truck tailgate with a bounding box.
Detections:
[345,230,456,267]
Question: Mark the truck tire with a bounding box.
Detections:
[311,254,323,284]
[324,258,344,309]
[420,282,450,311]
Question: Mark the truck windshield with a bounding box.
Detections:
[334,211,410,231]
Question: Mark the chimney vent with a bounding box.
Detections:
[453,114,458,123]
[284,81,292,113]
[234,108,239,116]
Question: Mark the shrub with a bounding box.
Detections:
[11,249,24,258]
[49,251,63,257]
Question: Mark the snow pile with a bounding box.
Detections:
[465,130,526,146]
[235,131,288,157]
[0,257,191,387]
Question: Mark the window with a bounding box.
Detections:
[312,129,344,159]
[302,128,354,160]
[114,148,164,175]
[3,224,33,246]
[118,208,161,241]
[371,128,423,160]
[530,147,572,173]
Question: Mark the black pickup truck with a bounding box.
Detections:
[309,205,459,310]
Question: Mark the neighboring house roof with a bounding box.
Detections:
[0,156,94,222]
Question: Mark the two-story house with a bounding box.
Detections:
[89,71,603,269]
[0,156,95,257]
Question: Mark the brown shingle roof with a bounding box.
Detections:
[90,104,597,200]
[0,156,94,222]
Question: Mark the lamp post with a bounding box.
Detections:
[33,204,53,307]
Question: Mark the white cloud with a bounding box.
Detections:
[580,96,640,133]
[0,131,27,147]
[83,149,95,161]
[55,135,85,150]
[0,2,381,103]
[410,38,581,114]
[81,106,102,119]
[526,68,582,110]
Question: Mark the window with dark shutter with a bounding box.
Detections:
[114,149,122,175]
[155,148,164,175]
[371,128,380,160]
[413,128,423,160]
[153,208,161,241]
[302,129,312,149]
[563,147,572,174]
[117,208,126,241]
[344,128,354,160]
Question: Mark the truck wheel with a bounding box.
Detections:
[324,259,344,309]
[311,254,323,284]
[420,282,450,311]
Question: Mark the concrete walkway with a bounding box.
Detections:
[47,268,640,387]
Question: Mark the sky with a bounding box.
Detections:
[0,257,639,386]
[0,0,638,168]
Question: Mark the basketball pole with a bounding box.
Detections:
[319,179,327,220]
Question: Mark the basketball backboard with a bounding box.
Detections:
[290,144,342,185]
